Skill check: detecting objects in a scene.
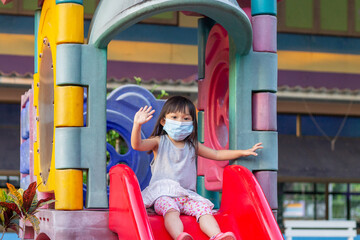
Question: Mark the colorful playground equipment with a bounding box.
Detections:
[19,0,282,239]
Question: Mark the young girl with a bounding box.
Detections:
[131,96,262,240]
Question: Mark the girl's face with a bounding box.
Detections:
[161,107,193,125]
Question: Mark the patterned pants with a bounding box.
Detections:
[154,196,212,221]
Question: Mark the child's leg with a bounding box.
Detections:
[154,196,184,239]
[198,214,221,237]
[182,199,220,237]
[164,210,183,239]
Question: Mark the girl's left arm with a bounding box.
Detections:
[197,142,263,161]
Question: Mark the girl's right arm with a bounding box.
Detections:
[131,106,159,152]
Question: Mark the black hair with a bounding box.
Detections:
[150,96,198,153]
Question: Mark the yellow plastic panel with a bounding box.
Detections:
[36,0,58,193]
[33,73,39,108]
[55,169,83,210]
[56,3,84,44]
[55,86,84,127]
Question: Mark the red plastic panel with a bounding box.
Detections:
[109,164,283,240]
[221,165,283,240]
[197,24,230,191]
[252,92,277,131]
[109,165,155,240]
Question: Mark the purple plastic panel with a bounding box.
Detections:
[35,209,118,240]
[21,101,30,140]
[29,89,36,183]
[251,15,277,53]
[20,139,30,174]
[254,170,278,210]
[252,92,277,131]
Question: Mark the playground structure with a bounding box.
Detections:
[18,0,281,239]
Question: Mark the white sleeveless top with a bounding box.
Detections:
[141,135,214,209]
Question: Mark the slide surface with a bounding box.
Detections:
[109,165,283,240]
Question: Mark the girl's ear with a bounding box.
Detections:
[160,118,165,126]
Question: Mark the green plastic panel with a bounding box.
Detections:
[248,52,277,93]
[197,111,205,143]
[320,0,347,32]
[55,44,108,208]
[231,131,278,171]
[88,0,252,56]
[285,0,313,29]
[228,40,277,171]
[198,17,216,80]
[56,44,82,85]
[55,128,81,168]
[197,176,220,209]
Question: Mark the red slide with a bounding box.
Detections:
[109,164,284,240]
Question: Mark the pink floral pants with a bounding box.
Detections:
[154,196,212,221]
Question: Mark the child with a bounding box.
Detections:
[131,96,262,240]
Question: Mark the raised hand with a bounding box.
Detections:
[134,106,155,125]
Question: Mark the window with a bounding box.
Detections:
[278,0,360,37]
[279,182,360,229]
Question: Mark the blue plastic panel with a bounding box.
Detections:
[251,0,277,16]
[20,174,30,190]
[106,85,165,190]
[34,10,41,74]
[21,101,29,140]
[56,0,83,4]
[20,139,30,174]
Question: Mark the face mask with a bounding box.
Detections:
[163,118,194,141]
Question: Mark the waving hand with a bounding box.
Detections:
[134,106,155,125]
